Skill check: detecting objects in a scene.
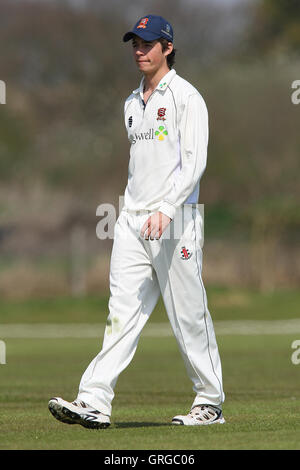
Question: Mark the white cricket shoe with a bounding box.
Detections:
[48,397,110,429]
[172,404,225,426]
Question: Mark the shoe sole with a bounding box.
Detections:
[172,417,225,426]
[48,399,110,429]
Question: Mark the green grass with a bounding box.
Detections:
[0,334,299,450]
[0,287,299,449]
[0,286,300,323]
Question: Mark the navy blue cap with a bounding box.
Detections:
[123,15,173,43]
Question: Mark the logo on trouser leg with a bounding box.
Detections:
[180,246,192,260]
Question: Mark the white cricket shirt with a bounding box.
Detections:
[123,69,209,220]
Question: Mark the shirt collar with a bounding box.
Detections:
[132,69,176,95]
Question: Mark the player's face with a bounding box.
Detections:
[132,36,172,75]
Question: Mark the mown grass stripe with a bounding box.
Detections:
[1,319,300,338]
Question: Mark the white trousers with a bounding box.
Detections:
[77,205,224,415]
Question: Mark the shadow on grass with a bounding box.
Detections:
[115,422,171,429]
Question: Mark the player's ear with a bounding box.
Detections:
[163,41,173,58]
[168,42,173,53]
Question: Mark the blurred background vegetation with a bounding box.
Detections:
[0,0,299,300]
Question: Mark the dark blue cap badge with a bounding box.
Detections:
[123,15,174,43]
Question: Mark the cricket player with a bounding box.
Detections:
[48,14,225,428]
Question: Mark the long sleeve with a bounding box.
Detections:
[158,93,209,220]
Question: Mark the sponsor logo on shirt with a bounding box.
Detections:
[129,126,168,144]
[155,125,168,141]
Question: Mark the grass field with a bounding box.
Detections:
[0,287,300,450]
[1,285,300,323]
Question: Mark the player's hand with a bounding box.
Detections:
[140,212,172,240]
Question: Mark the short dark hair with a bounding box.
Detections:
[158,38,176,69]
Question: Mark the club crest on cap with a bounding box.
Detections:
[137,18,149,29]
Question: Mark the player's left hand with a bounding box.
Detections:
[140,212,172,240]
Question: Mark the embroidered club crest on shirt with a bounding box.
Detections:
[137,18,149,29]
[180,246,192,260]
[157,107,166,121]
